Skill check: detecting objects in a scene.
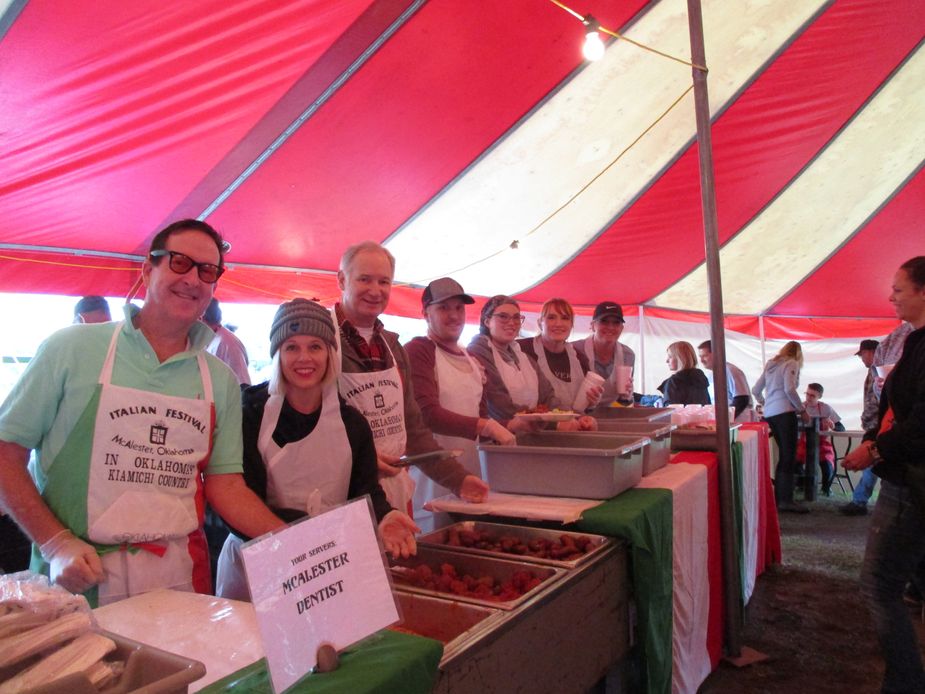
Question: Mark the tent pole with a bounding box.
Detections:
[686,0,743,656]
[638,305,646,393]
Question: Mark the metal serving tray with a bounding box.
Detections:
[390,546,565,611]
[671,423,741,451]
[417,521,612,570]
[390,591,504,663]
[593,421,676,475]
[478,431,648,499]
[590,406,673,421]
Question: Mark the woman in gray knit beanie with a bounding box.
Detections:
[215,298,418,599]
[268,298,339,395]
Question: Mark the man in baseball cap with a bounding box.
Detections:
[421,277,474,309]
[406,278,512,530]
[855,339,879,358]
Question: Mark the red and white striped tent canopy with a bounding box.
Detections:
[1,0,922,342]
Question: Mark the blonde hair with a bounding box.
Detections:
[268,341,341,397]
[667,341,697,370]
[771,340,804,368]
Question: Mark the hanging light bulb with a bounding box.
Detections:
[582,16,605,61]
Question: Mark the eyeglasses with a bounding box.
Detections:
[150,250,224,284]
[491,312,525,324]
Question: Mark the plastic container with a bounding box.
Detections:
[671,423,741,451]
[28,629,206,694]
[477,432,648,499]
[591,406,673,422]
[593,420,676,475]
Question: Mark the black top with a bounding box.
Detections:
[871,325,925,485]
[658,368,711,406]
[517,338,591,383]
[231,382,392,539]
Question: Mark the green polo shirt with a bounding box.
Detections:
[0,304,243,486]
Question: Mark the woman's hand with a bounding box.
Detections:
[378,511,419,559]
[507,417,542,435]
[459,475,489,502]
[377,452,403,477]
[585,384,604,409]
[843,441,877,471]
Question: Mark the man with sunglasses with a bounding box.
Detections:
[0,219,284,606]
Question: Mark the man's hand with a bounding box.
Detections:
[480,419,516,446]
[378,511,419,559]
[577,415,598,431]
[843,441,876,471]
[459,475,489,502]
[377,452,403,477]
[40,530,105,594]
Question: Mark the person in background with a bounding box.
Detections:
[752,340,807,513]
[571,301,635,406]
[843,256,925,694]
[0,219,284,606]
[405,278,515,530]
[469,295,597,431]
[842,330,913,516]
[202,298,251,386]
[796,382,844,496]
[658,341,710,406]
[216,299,418,599]
[697,339,752,419]
[73,296,111,324]
[333,241,488,514]
[518,298,603,413]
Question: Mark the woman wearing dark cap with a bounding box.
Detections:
[468,295,596,431]
[570,301,636,406]
[844,256,925,694]
[216,299,418,600]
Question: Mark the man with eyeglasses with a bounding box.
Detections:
[0,219,284,606]
[571,301,636,406]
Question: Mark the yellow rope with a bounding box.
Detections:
[523,84,694,240]
[547,0,707,72]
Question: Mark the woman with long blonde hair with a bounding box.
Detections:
[752,340,806,512]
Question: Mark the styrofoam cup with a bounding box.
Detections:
[573,371,606,412]
[876,364,895,378]
[615,365,633,396]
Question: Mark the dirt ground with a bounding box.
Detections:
[699,491,925,693]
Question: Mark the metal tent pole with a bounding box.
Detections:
[686,0,743,656]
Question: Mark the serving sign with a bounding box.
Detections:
[241,497,399,693]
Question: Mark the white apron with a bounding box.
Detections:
[532,336,583,409]
[216,380,351,600]
[86,326,212,605]
[411,341,482,531]
[491,341,539,411]
[334,315,414,512]
[582,336,631,404]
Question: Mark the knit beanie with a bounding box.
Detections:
[269,299,336,357]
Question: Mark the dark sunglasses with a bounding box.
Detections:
[149,250,224,284]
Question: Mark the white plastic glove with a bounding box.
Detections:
[39,529,105,594]
[378,510,419,559]
[459,475,489,503]
[480,419,516,446]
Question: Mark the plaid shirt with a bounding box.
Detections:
[334,303,389,371]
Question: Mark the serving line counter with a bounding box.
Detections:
[431,421,780,694]
[93,538,631,694]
